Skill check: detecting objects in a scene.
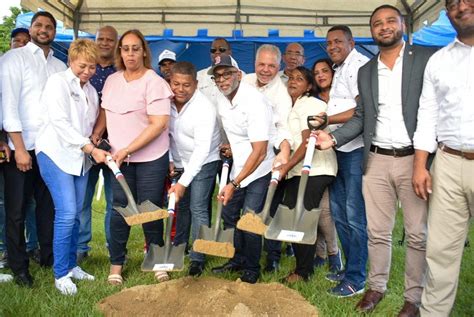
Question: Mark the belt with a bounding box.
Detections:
[370,145,414,157]
[438,143,474,160]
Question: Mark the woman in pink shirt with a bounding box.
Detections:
[100,29,173,285]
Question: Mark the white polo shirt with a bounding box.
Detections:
[215,81,275,187]
[242,73,292,148]
[1,42,66,150]
[328,48,369,152]
[169,90,221,187]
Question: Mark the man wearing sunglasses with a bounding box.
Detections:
[208,55,275,284]
[414,0,474,315]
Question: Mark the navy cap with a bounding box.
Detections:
[11,27,30,39]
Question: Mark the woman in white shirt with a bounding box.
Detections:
[275,66,337,283]
[35,39,109,295]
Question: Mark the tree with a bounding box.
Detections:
[0,6,30,53]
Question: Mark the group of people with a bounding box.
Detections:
[0,1,471,316]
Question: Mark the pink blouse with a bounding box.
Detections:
[101,69,173,162]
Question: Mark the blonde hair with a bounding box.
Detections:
[68,39,98,64]
[115,29,152,71]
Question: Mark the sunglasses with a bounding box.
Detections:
[211,70,238,82]
[210,47,228,54]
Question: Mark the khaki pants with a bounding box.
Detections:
[315,189,339,258]
[363,152,428,303]
[420,150,474,316]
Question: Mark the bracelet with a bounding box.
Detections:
[230,179,241,189]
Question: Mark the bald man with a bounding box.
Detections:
[279,42,305,85]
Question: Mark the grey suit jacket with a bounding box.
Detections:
[332,44,436,173]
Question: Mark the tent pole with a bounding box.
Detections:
[73,0,84,39]
[401,0,414,44]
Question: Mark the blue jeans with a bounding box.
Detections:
[222,173,270,275]
[329,148,368,287]
[0,169,38,253]
[174,160,219,263]
[77,164,113,253]
[37,152,89,278]
[109,153,168,265]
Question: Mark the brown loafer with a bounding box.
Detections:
[355,289,384,313]
[282,272,307,283]
[397,301,420,317]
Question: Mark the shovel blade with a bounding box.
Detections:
[265,205,320,245]
[137,200,161,213]
[193,225,235,258]
[236,210,268,235]
[141,243,186,272]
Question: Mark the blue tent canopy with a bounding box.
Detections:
[16,10,455,73]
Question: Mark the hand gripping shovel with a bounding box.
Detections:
[106,156,168,226]
[236,170,280,235]
[141,172,186,272]
[192,158,235,258]
[264,114,328,245]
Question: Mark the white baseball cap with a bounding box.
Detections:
[158,49,176,65]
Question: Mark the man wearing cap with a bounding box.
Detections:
[10,28,30,49]
[158,49,177,83]
[168,61,221,277]
[0,11,66,287]
[77,25,118,262]
[278,42,305,85]
[242,44,292,272]
[208,54,275,284]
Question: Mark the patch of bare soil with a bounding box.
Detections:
[97,276,318,316]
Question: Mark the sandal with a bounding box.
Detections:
[107,274,123,285]
[154,271,170,283]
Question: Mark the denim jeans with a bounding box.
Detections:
[329,147,368,287]
[0,169,37,253]
[109,153,168,265]
[174,161,219,263]
[77,164,113,253]
[222,173,270,275]
[37,152,89,278]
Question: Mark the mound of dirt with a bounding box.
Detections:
[98,277,318,316]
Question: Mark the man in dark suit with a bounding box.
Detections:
[317,5,436,316]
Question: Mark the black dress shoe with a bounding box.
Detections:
[264,260,280,273]
[14,272,33,288]
[189,261,205,277]
[211,262,242,274]
[240,271,259,284]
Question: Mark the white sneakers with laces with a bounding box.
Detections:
[55,267,95,295]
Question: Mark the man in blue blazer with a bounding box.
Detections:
[317,5,436,316]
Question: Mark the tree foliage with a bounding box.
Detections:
[0,6,30,53]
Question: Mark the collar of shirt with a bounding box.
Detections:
[171,89,198,116]
[332,48,360,71]
[377,41,406,70]
[26,41,55,60]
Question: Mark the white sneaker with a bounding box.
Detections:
[55,273,77,295]
[0,273,13,283]
[70,266,95,281]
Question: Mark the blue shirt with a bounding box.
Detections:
[90,64,116,103]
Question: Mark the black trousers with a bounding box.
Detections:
[282,175,335,279]
[4,150,55,274]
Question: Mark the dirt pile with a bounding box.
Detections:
[98,276,318,316]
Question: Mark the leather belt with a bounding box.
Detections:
[438,143,474,160]
[370,145,414,157]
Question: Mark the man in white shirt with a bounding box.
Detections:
[0,11,66,287]
[208,55,275,284]
[278,42,305,85]
[317,7,435,315]
[322,25,369,297]
[413,1,474,315]
[168,62,221,277]
[242,44,292,272]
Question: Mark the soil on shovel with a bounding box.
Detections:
[97,276,318,316]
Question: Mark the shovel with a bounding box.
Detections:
[236,170,280,235]
[106,156,168,226]
[264,114,328,245]
[142,171,186,272]
[192,158,235,258]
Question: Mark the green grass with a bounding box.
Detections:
[0,191,473,317]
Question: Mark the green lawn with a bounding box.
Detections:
[0,191,473,316]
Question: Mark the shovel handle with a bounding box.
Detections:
[302,132,317,174]
[106,156,123,179]
[259,170,281,223]
[219,159,230,192]
[168,193,176,215]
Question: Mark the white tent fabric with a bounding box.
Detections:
[20,0,445,38]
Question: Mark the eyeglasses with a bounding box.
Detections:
[210,47,228,54]
[211,70,238,82]
[446,0,474,11]
[285,51,304,58]
[120,45,143,54]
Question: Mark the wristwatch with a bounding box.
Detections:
[330,134,337,147]
[230,179,241,189]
